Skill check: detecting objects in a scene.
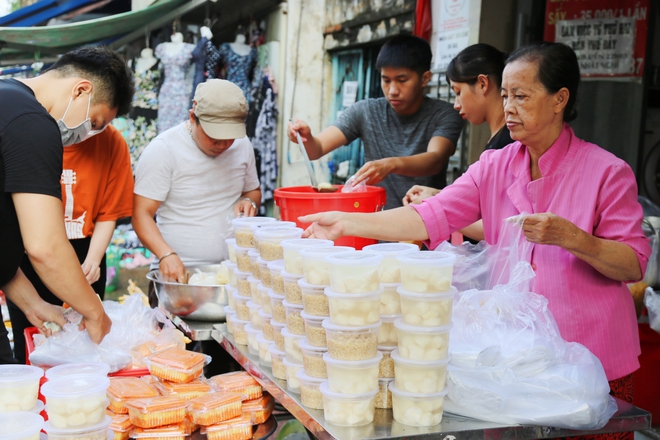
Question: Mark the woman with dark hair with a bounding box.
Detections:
[300,42,650,417]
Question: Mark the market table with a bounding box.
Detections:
[209,323,651,440]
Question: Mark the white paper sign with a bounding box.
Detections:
[435,0,471,71]
[342,81,358,108]
[555,17,636,75]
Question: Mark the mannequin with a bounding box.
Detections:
[163,32,186,56]
[228,33,251,56]
[135,48,158,74]
[218,28,258,103]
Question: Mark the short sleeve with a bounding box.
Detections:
[2,113,62,198]
[134,138,173,202]
[242,138,260,192]
[431,102,463,146]
[96,128,134,221]
[332,100,368,145]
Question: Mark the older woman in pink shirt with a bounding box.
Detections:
[301,42,650,411]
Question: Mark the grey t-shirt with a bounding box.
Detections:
[333,97,463,210]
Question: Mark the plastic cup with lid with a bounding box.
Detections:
[389,382,448,427]
[231,217,276,248]
[0,365,44,411]
[394,318,452,361]
[323,352,382,394]
[397,251,456,293]
[324,251,382,294]
[0,411,43,439]
[391,348,450,394]
[319,381,377,427]
[300,246,354,286]
[45,362,111,381]
[40,374,110,429]
[281,238,334,275]
[255,228,304,261]
[363,242,418,283]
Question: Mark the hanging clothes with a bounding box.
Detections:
[191,37,208,100]
[218,43,258,104]
[204,39,221,80]
[246,69,269,139]
[155,42,195,133]
[251,86,278,215]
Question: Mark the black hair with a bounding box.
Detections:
[48,46,134,117]
[375,34,432,78]
[446,43,507,88]
[506,42,580,122]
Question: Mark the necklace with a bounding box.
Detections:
[186,121,195,143]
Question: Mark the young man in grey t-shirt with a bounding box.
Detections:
[288,35,463,210]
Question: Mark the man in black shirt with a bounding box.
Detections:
[0,47,133,362]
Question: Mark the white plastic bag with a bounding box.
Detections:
[444,216,617,430]
[341,174,367,193]
[644,287,660,334]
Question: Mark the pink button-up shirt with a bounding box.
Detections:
[412,124,650,380]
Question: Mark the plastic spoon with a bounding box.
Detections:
[290,119,338,193]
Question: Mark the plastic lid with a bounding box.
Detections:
[247,300,260,310]
[108,377,159,399]
[231,217,276,229]
[297,338,328,353]
[363,243,419,256]
[0,365,43,384]
[323,351,382,367]
[242,393,274,411]
[147,347,207,371]
[189,392,242,412]
[378,345,397,353]
[324,250,382,267]
[296,369,324,384]
[130,423,187,437]
[255,227,303,240]
[45,362,110,380]
[322,319,381,332]
[319,381,377,400]
[41,374,109,399]
[393,318,452,334]
[257,283,269,293]
[267,291,285,301]
[324,287,383,299]
[268,343,285,356]
[258,309,272,319]
[396,250,457,266]
[250,221,297,232]
[234,268,251,279]
[281,270,304,281]
[204,413,252,432]
[270,318,286,329]
[210,372,260,391]
[379,377,394,384]
[224,238,236,245]
[244,324,260,336]
[234,244,251,255]
[390,348,451,366]
[282,300,303,311]
[224,305,236,315]
[388,382,448,399]
[300,311,325,323]
[0,412,43,438]
[255,333,270,345]
[232,316,249,325]
[299,246,354,259]
[29,400,44,414]
[257,257,269,266]
[297,278,327,292]
[124,396,187,413]
[247,276,258,285]
[396,285,457,299]
[281,239,334,251]
[154,378,211,395]
[267,260,285,272]
[282,358,303,368]
[248,249,260,258]
[225,261,237,270]
[44,415,111,435]
[281,328,305,340]
[380,282,401,290]
[108,412,132,432]
[380,314,401,323]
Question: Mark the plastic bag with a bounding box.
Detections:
[644,287,660,334]
[341,174,367,193]
[444,215,617,430]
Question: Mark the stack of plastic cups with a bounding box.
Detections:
[363,242,418,409]
[231,217,276,249]
[224,238,237,264]
[248,249,260,280]
[0,365,44,413]
[319,250,383,427]
[254,227,303,262]
[225,260,238,335]
[389,250,456,427]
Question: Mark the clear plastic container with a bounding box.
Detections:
[244,324,260,356]
[282,270,304,304]
[283,300,305,335]
[399,286,455,327]
[281,328,304,364]
[301,311,327,348]
[380,282,402,315]
[258,257,272,287]
[271,319,286,351]
[397,251,456,293]
[325,288,382,326]
[255,227,304,261]
[299,279,329,317]
[300,246,354,286]
[269,290,286,324]
[0,411,43,439]
[281,238,334,275]
[234,269,252,297]
[209,372,262,400]
[297,370,325,410]
[323,352,381,394]
[269,344,287,380]
[391,349,450,394]
[0,365,43,411]
[319,381,377,427]
[258,283,272,314]
[224,238,237,264]
[242,394,274,424]
[152,378,211,401]
[187,392,242,426]
[224,306,236,334]
[226,262,237,288]
[233,292,250,321]
[204,413,253,440]
[248,276,261,304]
[323,319,380,361]
[376,378,394,409]
[248,249,260,278]
[232,217,276,248]
[247,300,262,330]
[298,338,327,379]
[267,260,285,295]
[325,251,382,293]
[378,314,400,346]
[44,415,110,440]
[363,242,418,283]
[41,374,110,429]
[45,362,110,381]
[226,285,236,311]
[282,358,303,393]
[145,348,207,384]
[256,333,272,366]
[232,317,249,345]
[28,400,44,415]
[259,309,274,340]
[394,319,452,361]
[107,377,159,414]
[235,245,252,272]
[124,396,188,429]
[378,345,396,378]
[389,382,448,427]
[108,411,131,440]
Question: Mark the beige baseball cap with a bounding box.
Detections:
[193,79,247,140]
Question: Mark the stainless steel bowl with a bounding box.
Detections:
[147,264,228,322]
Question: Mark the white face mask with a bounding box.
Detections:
[57,93,92,146]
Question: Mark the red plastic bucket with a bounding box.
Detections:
[274,185,386,249]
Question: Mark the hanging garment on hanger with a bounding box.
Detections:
[247,71,269,139]
[191,37,208,100]
[155,42,195,133]
[204,39,221,80]
[251,87,278,215]
[218,43,258,103]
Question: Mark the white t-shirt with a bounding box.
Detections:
[135,122,260,265]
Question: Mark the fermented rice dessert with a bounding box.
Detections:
[397,251,455,293]
[232,317,249,345]
[244,324,260,356]
[363,242,418,283]
[41,374,109,429]
[283,300,305,335]
[255,227,303,261]
[0,364,43,411]
[320,382,377,427]
[271,319,286,351]
[325,251,382,294]
[247,301,262,330]
[153,378,212,400]
[258,258,272,287]
[299,279,329,316]
[268,260,285,295]
[258,283,272,314]
[204,413,253,440]
[281,238,333,275]
[235,245,251,272]
[146,347,206,383]
[188,392,243,426]
[297,370,324,409]
[378,345,396,378]
[326,288,381,326]
[399,286,455,327]
[298,338,328,378]
[233,292,250,321]
[301,311,327,347]
[380,283,402,315]
[225,238,237,264]
[390,382,448,427]
[323,319,380,361]
[44,415,111,440]
[282,270,304,304]
[232,216,276,248]
[269,291,286,323]
[249,249,260,278]
[224,306,236,334]
[269,344,287,380]
[0,411,43,440]
[226,262,238,287]
[107,377,159,413]
[282,328,304,363]
[394,319,452,361]
[256,333,272,366]
[392,349,449,394]
[210,371,263,401]
[323,352,381,394]
[242,393,275,424]
[248,276,261,304]
[226,285,236,310]
[125,396,187,428]
[260,310,274,340]
[378,315,399,346]
[376,378,394,409]
[300,246,353,286]
[283,358,303,393]
[235,269,252,297]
